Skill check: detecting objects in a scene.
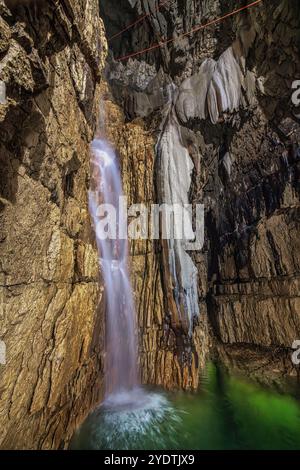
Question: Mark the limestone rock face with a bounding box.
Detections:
[100,82,208,389]
[0,0,107,449]
[0,0,299,449]
[101,0,300,375]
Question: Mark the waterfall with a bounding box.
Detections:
[89,138,138,396]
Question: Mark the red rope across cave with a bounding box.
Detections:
[115,0,264,62]
[108,0,172,42]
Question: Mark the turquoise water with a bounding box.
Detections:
[70,363,300,450]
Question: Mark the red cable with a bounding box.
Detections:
[115,0,263,61]
[108,0,171,42]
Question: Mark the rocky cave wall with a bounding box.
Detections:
[101,0,300,382]
[0,0,107,449]
[100,81,208,390]
[0,0,299,450]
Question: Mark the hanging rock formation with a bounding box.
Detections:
[100,81,208,389]
[101,0,300,380]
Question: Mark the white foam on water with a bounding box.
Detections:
[88,389,183,450]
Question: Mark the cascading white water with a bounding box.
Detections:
[89,138,138,396]
[71,118,183,451]
[86,121,179,440]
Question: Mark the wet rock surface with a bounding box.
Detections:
[0,0,107,449]
[101,0,300,382]
[100,81,208,390]
[0,0,300,450]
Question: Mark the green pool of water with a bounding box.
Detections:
[70,363,300,450]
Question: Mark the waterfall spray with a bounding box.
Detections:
[89,137,138,396]
[71,112,183,450]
